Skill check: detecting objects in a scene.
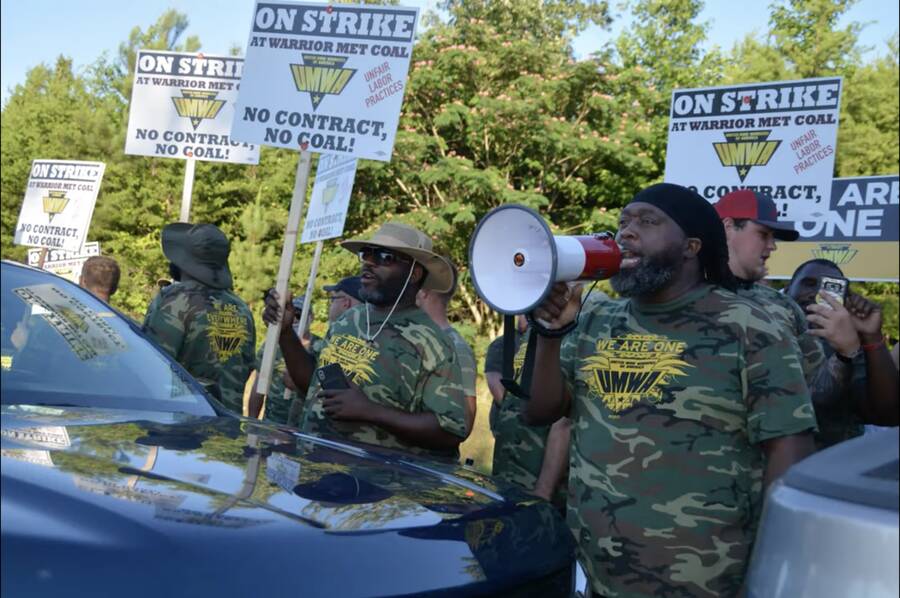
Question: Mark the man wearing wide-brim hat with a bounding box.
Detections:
[143,223,256,413]
[263,221,467,458]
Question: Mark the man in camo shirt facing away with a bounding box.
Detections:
[143,223,255,413]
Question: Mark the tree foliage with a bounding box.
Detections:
[1,1,897,342]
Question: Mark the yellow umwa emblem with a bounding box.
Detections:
[290,54,356,111]
[713,130,781,182]
[207,303,249,362]
[318,335,378,385]
[172,89,226,130]
[812,243,858,266]
[581,334,693,413]
[42,190,69,223]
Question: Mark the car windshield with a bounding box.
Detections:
[1,262,215,417]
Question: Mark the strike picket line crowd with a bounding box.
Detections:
[62,183,898,598]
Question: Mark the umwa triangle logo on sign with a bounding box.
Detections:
[712,130,781,182]
[42,190,69,223]
[172,90,226,130]
[812,243,859,266]
[290,54,357,110]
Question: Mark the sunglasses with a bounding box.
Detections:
[358,246,411,266]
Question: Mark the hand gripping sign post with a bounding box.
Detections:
[281,153,358,421]
[14,160,106,266]
[125,50,261,222]
[232,1,418,396]
[664,77,842,223]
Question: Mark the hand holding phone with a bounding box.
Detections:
[316,363,349,390]
[816,276,848,310]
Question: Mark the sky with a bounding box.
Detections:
[1,0,898,103]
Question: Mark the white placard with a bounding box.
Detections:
[664,77,842,221]
[232,2,419,161]
[125,50,260,164]
[27,242,101,283]
[14,160,105,253]
[302,154,357,243]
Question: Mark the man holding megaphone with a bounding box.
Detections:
[517,183,817,597]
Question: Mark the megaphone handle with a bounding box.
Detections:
[501,330,537,400]
[518,330,537,399]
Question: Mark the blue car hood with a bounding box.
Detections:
[1,405,574,597]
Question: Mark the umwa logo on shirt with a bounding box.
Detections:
[581,334,693,413]
[207,303,249,362]
[318,335,378,384]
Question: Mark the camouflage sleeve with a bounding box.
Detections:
[744,314,818,444]
[142,292,185,361]
[787,296,827,385]
[421,351,468,439]
[454,337,478,397]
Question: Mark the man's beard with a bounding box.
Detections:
[610,252,679,297]
[359,266,413,306]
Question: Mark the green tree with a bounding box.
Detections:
[613,0,725,178]
[342,0,639,336]
[769,0,863,77]
[1,57,118,261]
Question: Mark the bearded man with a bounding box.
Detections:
[525,183,817,597]
[263,222,467,458]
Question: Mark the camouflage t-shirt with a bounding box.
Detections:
[491,329,557,494]
[736,282,825,384]
[484,328,527,434]
[492,292,609,503]
[301,304,467,457]
[254,334,323,425]
[444,327,476,397]
[560,284,816,598]
[143,281,255,414]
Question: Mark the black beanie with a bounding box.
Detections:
[629,183,736,291]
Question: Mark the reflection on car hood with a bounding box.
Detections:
[1,405,575,597]
[1,405,504,531]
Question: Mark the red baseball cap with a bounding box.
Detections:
[713,190,799,241]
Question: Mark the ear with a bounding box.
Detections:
[411,262,426,286]
[684,237,702,259]
[721,217,736,237]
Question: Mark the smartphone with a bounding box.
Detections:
[315,363,349,390]
[816,276,848,309]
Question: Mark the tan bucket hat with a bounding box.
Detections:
[341,222,454,292]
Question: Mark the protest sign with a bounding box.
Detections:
[664,77,842,221]
[232,2,419,161]
[14,160,105,253]
[301,154,357,243]
[125,50,260,164]
[767,175,899,282]
[27,242,101,283]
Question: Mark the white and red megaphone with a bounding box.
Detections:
[469,204,622,315]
